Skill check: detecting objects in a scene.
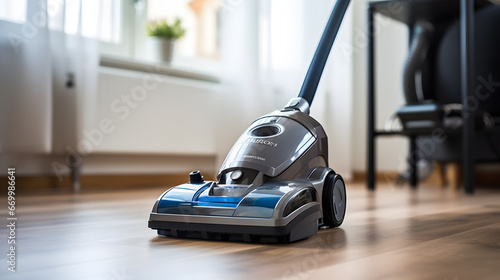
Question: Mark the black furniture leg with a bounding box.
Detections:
[367,5,376,191]
[460,0,475,194]
[409,135,418,188]
[69,154,81,193]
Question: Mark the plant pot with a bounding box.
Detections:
[151,37,175,63]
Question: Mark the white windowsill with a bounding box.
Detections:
[99,55,221,83]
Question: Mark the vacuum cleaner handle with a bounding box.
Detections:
[296,0,351,109]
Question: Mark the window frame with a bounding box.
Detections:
[98,0,222,80]
[99,0,137,58]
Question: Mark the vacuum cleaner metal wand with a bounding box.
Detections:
[296,0,350,108]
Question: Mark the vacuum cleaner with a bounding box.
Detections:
[149,0,350,243]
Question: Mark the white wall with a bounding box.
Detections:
[85,67,220,155]
[0,67,220,177]
[312,5,354,179]
[351,0,409,172]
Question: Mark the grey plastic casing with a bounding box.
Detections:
[218,102,328,182]
[149,98,335,241]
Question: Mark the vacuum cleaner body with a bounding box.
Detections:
[149,100,346,242]
[149,0,350,243]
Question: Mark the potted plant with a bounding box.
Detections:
[147,18,186,63]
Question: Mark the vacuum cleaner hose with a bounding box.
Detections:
[298,0,351,107]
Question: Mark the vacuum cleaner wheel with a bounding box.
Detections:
[322,173,346,227]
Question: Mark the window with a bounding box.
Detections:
[63,0,122,43]
[98,0,222,67]
[0,0,27,24]
[96,0,122,43]
[146,0,221,60]
[1,0,222,75]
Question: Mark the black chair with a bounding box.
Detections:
[367,0,500,193]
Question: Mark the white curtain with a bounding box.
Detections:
[0,0,100,156]
[48,0,101,155]
[0,0,52,154]
[217,0,353,179]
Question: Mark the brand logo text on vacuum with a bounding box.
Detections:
[246,138,278,147]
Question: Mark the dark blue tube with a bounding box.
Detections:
[298,0,351,106]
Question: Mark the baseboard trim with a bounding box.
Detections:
[352,171,399,183]
[2,173,217,194]
[5,166,498,194]
[352,164,500,186]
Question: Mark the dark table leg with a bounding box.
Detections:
[69,154,81,193]
[367,5,375,191]
[460,0,475,194]
[409,135,418,188]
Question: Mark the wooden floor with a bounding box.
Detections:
[2,183,500,279]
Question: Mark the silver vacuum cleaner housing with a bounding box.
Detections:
[220,98,328,182]
[148,99,346,243]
